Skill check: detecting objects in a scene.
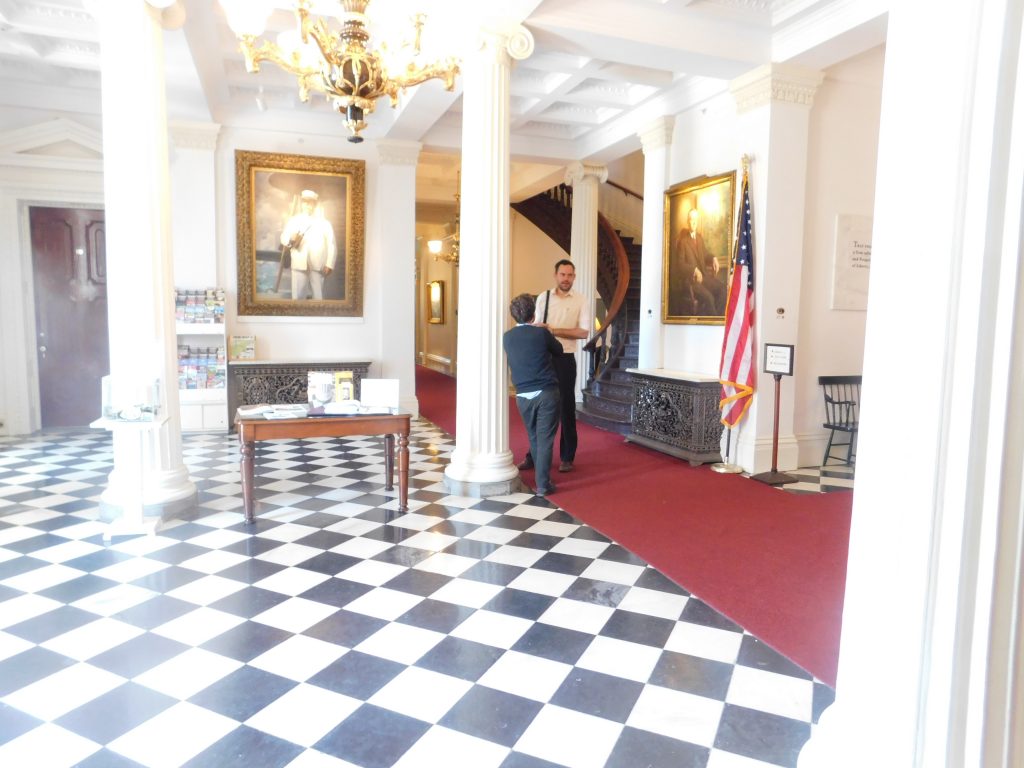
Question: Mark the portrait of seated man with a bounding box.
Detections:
[668,207,727,318]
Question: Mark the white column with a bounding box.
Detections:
[637,117,674,369]
[444,24,534,496]
[376,140,421,416]
[728,64,823,474]
[92,0,195,533]
[564,161,607,400]
[800,0,1024,764]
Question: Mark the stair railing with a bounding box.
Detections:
[584,213,630,380]
[536,184,634,382]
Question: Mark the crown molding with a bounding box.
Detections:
[375,140,422,166]
[638,116,676,153]
[169,121,220,151]
[729,63,825,113]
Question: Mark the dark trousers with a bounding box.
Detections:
[524,352,578,466]
[553,352,578,462]
[516,387,560,492]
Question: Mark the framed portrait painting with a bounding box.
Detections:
[662,170,736,324]
[235,150,365,317]
[427,280,445,324]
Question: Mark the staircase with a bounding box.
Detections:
[578,236,641,433]
[512,186,641,434]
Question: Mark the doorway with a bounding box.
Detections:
[29,206,109,428]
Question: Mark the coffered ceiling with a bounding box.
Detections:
[0,0,887,200]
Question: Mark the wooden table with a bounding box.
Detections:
[236,412,411,524]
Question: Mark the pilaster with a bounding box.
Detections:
[376,140,421,416]
[728,63,822,474]
[638,116,675,369]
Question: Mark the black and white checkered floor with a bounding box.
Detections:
[779,466,854,495]
[0,421,837,768]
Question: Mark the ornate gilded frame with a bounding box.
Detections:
[235,150,365,317]
[662,170,736,325]
[427,280,445,324]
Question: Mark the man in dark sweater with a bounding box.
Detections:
[503,293,562,496]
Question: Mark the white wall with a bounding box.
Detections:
[662,90,738,376]
[794,46,882,463]
[169,133,217,288]
[510,210,567,303]
[416,227,458,373]
[213,127,388,375]
[654,49,883,464]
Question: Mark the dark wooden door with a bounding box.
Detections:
[29,207,108,428]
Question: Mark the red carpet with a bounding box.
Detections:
[415,366,851,686]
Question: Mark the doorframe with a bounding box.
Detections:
[0,120,104,436]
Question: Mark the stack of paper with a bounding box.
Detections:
[236,403,271,417]
[324,401,361,415]
[265,404,308,419]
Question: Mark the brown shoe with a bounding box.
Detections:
[558,461,573,473]
[517,457,535,470]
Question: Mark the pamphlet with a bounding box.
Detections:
[236,403,271,417]
[229,335,256,361]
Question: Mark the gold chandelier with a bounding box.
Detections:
[219,0,460,143]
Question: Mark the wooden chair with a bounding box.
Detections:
[818,375,861,466]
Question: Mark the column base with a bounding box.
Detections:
[444,474,532,499]
[99,488,199,540]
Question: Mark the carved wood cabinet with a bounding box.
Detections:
[227,361,370,427]
[626,369,723,466]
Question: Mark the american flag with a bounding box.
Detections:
[719,170,756,427]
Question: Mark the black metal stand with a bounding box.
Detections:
[752,373,796,486]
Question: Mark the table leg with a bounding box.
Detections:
[397,432,409,512]
[384,434,395,491]
[241,439,255,524]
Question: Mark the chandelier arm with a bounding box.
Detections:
[298,9,338,71]
[390,61,460,92]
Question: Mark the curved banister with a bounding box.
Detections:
[606,179,643,201]
[584,212,630,353]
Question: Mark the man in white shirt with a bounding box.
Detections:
[280,189,337,301]
[518,259,590,474]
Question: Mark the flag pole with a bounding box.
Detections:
[712,153,752,475]
[710,426,743,473]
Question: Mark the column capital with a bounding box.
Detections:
[375,140,422,166]
[638,116,675,154]
[169,121,220,151]
[473,23,535,64]
[564,161,608,187]
[729,63,825,114]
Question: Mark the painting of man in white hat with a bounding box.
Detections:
[279,187,337,301]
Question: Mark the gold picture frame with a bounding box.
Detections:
[427,280,445,324]
[662,170,736,324]
[235,150,365,317]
